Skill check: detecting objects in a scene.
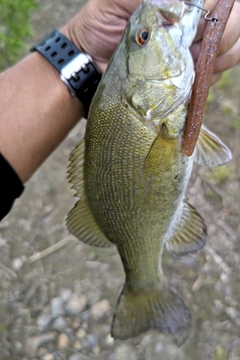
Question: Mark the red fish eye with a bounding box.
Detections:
[136,27,149,46]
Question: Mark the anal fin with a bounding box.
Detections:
[165,201,207,256]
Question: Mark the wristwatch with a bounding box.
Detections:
[31,30,102,117]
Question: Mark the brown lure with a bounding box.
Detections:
[183,0,235,157]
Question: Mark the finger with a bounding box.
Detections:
[211,72,222,86]
[190,41,201,62]
[106,0,141,17]
[203,0,219,12]
[193,0,218,42]
[216,2,240,57]
[194,0,240,51]
[214,37,240,74]
[193,18,207,42]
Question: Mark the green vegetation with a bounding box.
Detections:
[213,346,228,360]
[0,0,37,70]
[206,88,215,110]
[229,119,240,130]
[205,165,233,185]
[0,323,4,334]
[215,71,230,90]
[221,103,233,116]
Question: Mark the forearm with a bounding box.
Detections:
[0,51,84,183]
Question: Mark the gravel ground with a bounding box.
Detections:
[1,1,240,359]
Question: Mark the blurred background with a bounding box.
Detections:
[0,0,240,359]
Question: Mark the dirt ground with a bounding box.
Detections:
[1,1,240,359]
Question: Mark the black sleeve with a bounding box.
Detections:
[0,153,25,221]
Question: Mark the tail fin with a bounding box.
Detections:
[111,282,191,341]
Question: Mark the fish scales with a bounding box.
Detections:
[67,0,232,340]
[86,81,192,289]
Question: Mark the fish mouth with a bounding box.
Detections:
[150,0,194,26]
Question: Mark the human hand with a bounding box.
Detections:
[190,0,240,84]
[62,0,141,73]
[63,0,240,79]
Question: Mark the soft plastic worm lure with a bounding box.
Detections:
[183,0,235,157]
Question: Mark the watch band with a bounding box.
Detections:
[31,30,102,117]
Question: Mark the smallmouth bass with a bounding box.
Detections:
[67,0,232,340]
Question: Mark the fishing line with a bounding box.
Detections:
[184,2,218,24]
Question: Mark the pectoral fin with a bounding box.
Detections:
[67,139,113,248]
[165,201,207,256]
[194,125,232,167]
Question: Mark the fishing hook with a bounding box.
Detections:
[184,2,218,25]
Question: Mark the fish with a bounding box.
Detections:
[67,0,232,340]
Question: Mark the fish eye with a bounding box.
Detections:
[135,27,149,46]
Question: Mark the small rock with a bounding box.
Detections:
[0,237,7,247]
[68,354,89,360]
[87,334,97,349]
[105,334,114,346]
[42,354,55,360]
[65,294,87,315]
[90,299,111,319]
[93,346,100,356]
[65,328,74,342]
[76,328,87,339]
[72,339,82,351]
[37,347,48,357]
[71,320,81,330]
[25,332,57,358]
[154,341,163,355]
[36,314,52,331]
[58,333,70,348]
[52,316,67,331]
[109,344,137,360]
[225,307,240,321]
[80,311,89,322]
[51,297,64,318]
[14,341,23,350]
[60,288,72,303]
[11,258,23,271]
[82,322,88,330]
[68,355,81,360]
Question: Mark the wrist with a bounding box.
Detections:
[31,30,102,117]
[0,52,83,183]
[61,25,103,74]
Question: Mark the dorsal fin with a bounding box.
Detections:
[67,139,85,197]
[66,197,113,247]
[67,139,113,248]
